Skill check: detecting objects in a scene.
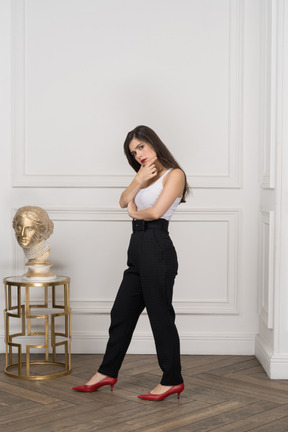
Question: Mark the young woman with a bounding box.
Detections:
[73,125,189,401]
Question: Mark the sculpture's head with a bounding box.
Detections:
[12,206,54,249]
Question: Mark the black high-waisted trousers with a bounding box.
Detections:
[98,218,183,386]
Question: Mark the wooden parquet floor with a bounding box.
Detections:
[1,354,288,432]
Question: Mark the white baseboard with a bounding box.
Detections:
[255,335,288,379]
[255,334,273,376]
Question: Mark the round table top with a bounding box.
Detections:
[3,276,70,286]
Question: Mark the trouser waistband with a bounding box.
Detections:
[132,218,169,232]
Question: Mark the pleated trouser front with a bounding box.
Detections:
[98,220,183,386]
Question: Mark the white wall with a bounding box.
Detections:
[0,0,262,357]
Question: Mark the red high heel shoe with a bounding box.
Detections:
[138,383,184,401]
[72,376,117,392]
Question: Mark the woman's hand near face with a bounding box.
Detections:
[119,157,158,209]
[135,157,158,187]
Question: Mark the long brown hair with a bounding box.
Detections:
[124,125,190,203]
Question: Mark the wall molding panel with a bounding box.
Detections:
[260,0,279,189]
[12,0,243,189]
[52,207,240,315]
[259,211,275,329]
[14,207,240,315]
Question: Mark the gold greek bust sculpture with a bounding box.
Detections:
[13,206,56,280]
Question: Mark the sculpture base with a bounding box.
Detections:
[23,262,57,281]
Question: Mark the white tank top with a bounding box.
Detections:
[134,168,181,221]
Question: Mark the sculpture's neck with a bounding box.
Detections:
[24,240,50,260]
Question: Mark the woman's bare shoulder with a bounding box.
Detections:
[163,168,185,186]
[167,168,184,180]
[171,168,184,176]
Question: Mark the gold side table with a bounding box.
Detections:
[4,276,71,380]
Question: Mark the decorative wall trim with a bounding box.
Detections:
[259,211,275,329]
[12,0,243,188]
[14,207,240,315]
[260,0,278,189]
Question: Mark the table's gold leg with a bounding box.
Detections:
[45,315,49,361]
[26,345,30,376]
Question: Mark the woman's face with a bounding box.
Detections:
[14,215,42,248]
[129,138,157,166]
